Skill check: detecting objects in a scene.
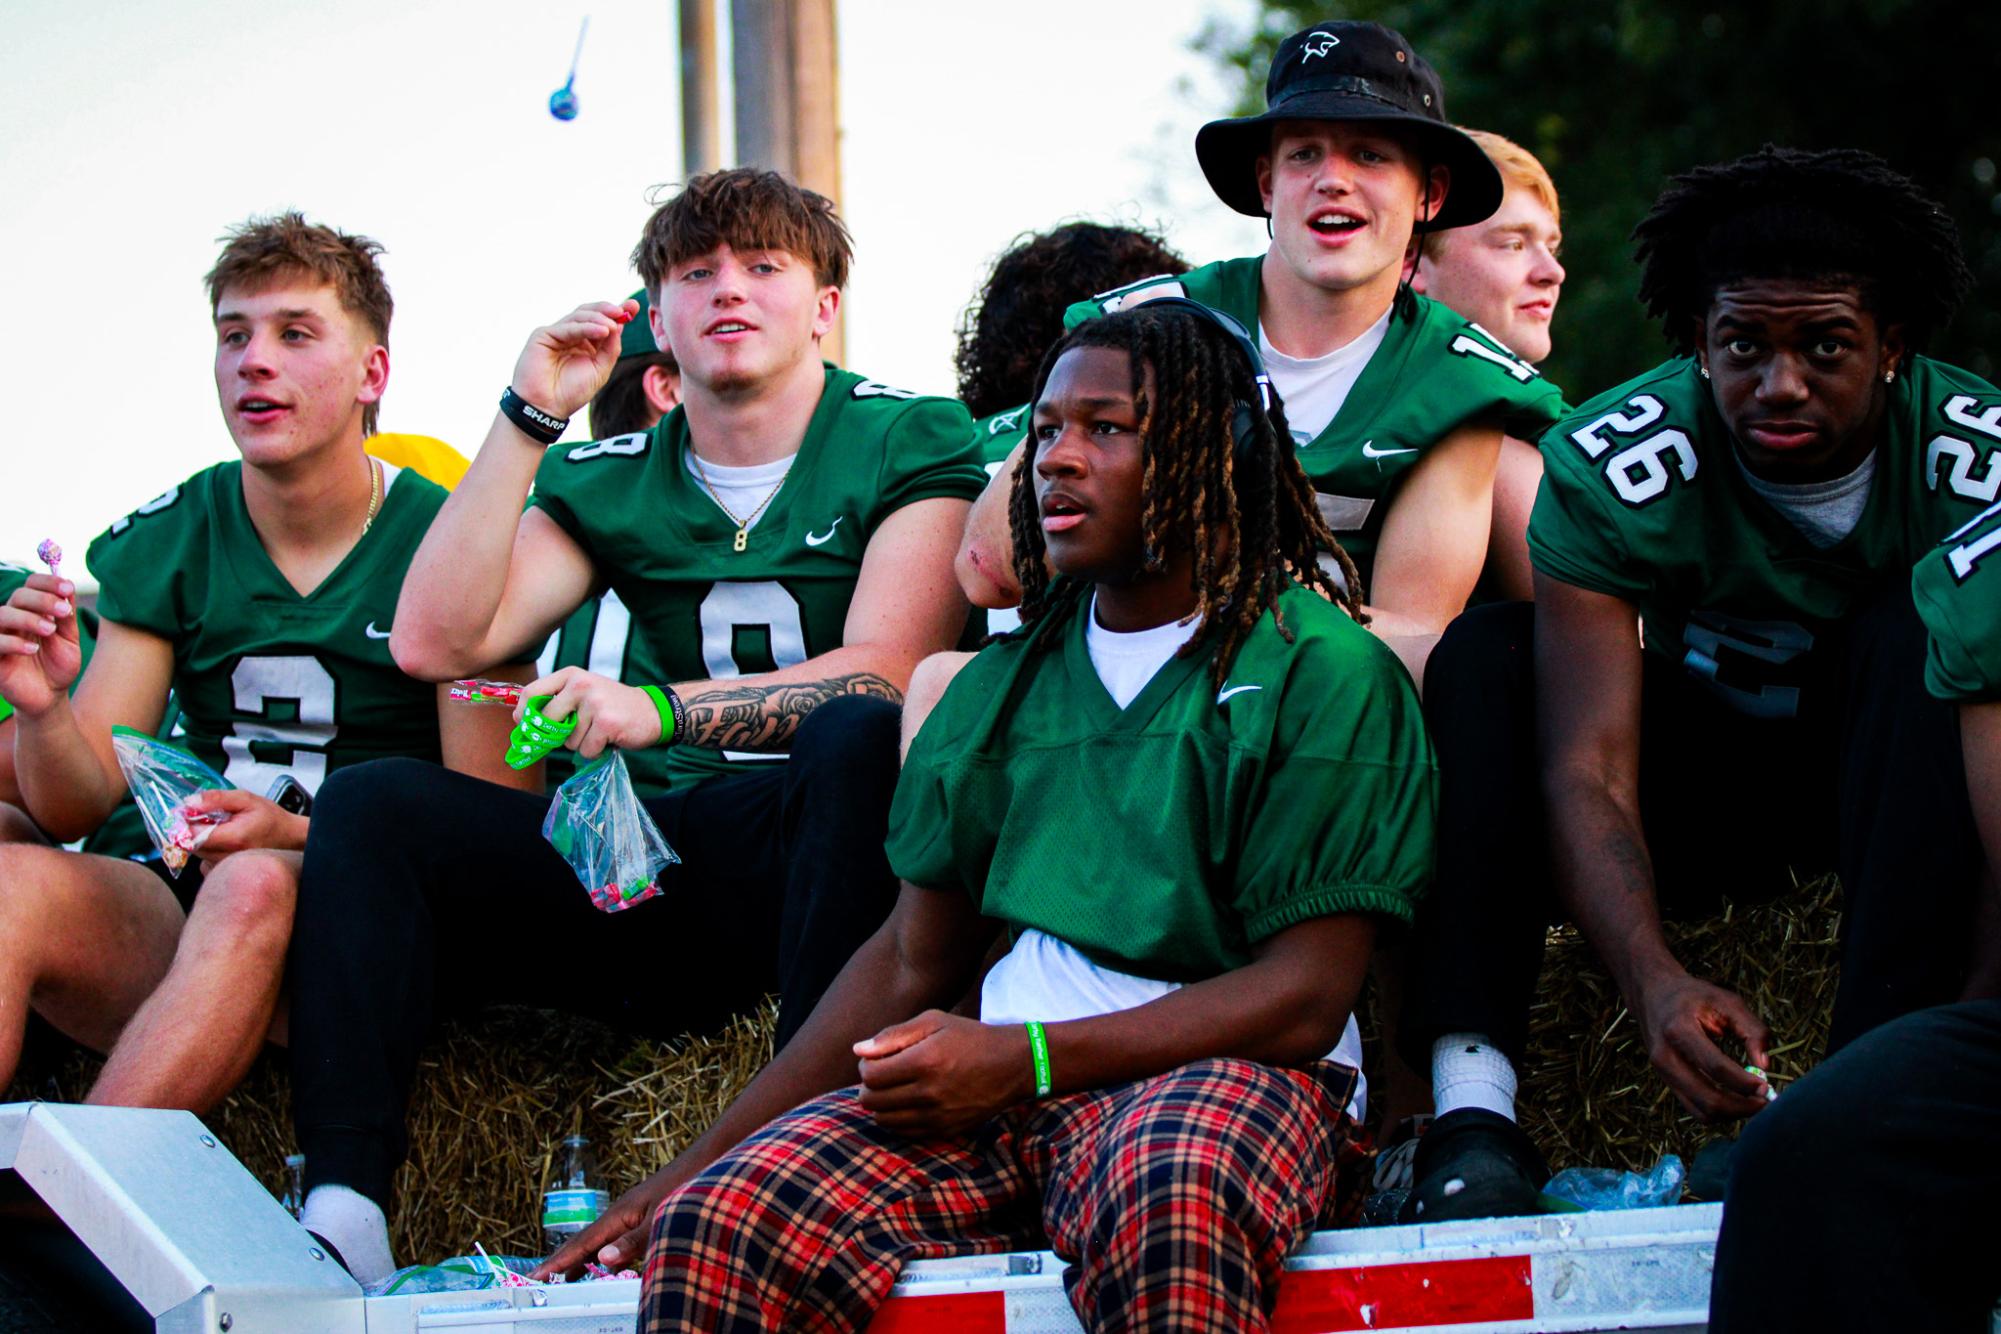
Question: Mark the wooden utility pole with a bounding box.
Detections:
[680,0,721,177]
[728,0,844,361]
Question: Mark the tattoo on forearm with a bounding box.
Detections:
[682,673,902,752]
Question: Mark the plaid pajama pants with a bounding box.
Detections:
[639,1057,1369,1333]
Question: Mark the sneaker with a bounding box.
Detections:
[1370,1114,1432,1193]
[1396,1108,1548,1223]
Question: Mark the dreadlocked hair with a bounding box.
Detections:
[954,223,1189,418]
[1634,145,1971,354]
[1005,306,1364,687]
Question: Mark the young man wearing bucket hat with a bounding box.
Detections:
[948,21,1567,691]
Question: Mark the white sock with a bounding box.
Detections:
[300,1184,395,1286]
[1432,1033,1519,1122]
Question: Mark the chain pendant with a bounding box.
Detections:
[733,527,749,553]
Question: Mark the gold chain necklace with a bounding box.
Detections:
[360,456,382,537]
[689,450,789,553]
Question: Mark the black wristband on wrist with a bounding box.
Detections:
[499,387,569,445]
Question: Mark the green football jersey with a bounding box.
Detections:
[1063,258,1568,587]
[530,365,986,791]
[887,583,1436,983]
[1531,356,2001,718]
[1913,499,2001,702]
[86,462,446,796]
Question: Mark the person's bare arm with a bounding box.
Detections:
[955,444,1025,610]
[391,302,633,681]
[1485,435,1545,603]
[1960,701,2001,999]
[1536,572,1771,1121]
[5,606,173,840]
[534,878,998,1278]
[1365,422,1503,685]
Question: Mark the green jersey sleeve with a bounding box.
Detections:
[1526,444,1643,599]
[1914,501,2001,701]
[1231,610,1437,937]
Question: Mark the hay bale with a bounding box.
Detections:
[6,1003,778,1265]
[1516,875,1842,1179]
[2,880,1842,1257]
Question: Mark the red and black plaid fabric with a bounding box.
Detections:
[639,1057,1369,1333]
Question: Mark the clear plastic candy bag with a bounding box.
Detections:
[110,726,234,876]
[542,750,679,912]
[1543,1153,1685,1211]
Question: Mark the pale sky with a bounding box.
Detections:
[0,0,1268,574]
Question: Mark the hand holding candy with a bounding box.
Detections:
[512,666,664,763]
[0,572,83,715]
[180,787,311,864]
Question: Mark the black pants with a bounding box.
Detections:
[288,695,903,1209]
[1710,999,2001,1331]
[1402,593,1979,1068]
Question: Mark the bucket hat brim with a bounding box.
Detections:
[1195,94,1504,232]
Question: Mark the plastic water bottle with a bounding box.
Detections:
[541,1134,609,1254]
[279,1153,306,1218]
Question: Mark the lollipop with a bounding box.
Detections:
[548,17,589,121]
[36,539,61,577]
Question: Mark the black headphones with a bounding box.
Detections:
[1124,295,1274,462]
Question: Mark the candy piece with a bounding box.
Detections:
[36,538,61,576]
[1744,1063,1779,1102]
[160,806,230,871]
[450,679,525,707]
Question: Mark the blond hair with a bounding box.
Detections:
[1419,130,1560,261]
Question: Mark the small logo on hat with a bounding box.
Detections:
[1301,30,1341,59]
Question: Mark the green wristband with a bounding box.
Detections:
[1025,1021,1052,1098]
[640,685,676,746]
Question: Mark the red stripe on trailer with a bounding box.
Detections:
[869,1289,1008,1333]
[1271,1254,1535,1331]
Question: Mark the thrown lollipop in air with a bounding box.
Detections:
[548,16,589,121]
[36,539,61,577]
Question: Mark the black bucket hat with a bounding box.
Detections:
[1195,21,1502,232]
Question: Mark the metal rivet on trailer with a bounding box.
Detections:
[308,1247,326,1262]
[531,1290,549,1307]
[199,1134,217,1148]
[218,1316,232,1331]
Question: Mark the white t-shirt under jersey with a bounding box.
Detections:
[1259,308,1392,443]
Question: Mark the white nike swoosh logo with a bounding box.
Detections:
[1216,685,1262,704]
[1360,441,1418,460]
[364,622,391,639]
[804,518,844,547]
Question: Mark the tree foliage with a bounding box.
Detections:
[1201,1,2001,401]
